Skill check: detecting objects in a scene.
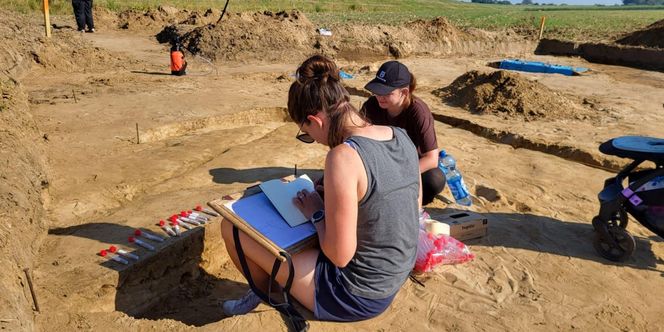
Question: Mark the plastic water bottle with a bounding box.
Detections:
[438,150,472,206]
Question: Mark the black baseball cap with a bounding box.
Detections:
[364,61,411,96]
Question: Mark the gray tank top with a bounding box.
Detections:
[340,127,420,299]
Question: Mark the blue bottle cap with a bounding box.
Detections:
[439,150,447,158]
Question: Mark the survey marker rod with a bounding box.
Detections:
[538,16,546,40]
[43,0,52,38]
[23,268,40,312]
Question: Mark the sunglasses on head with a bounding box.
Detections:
[295,121,314,144]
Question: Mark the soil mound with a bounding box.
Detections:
[616,19,664,49]
[30,36,125,73]
[180,10,314,62]
[1,10,44,78]
[1,10,124,75]
[326,16,469,59]
[169,12,474,62]
[117,6,222,33]
[406,17,465,42]
[434,70,584,121]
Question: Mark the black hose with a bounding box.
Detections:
[216,0,230,24]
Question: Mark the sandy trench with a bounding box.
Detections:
[2,9,663,332]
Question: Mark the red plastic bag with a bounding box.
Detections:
[414,229,474,273]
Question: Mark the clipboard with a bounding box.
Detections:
[207,178,314,331]
[207,177,318,262]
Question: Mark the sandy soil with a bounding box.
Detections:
[2,8,664,332]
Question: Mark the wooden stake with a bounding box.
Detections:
[538,16,546,40]
[42,0,51,38]
[23,268,40,312]
[135,123,140,144]
[72,89,77,103]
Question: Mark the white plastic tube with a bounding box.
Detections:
[135,229,165,243]
[129,237,156,251]
[100,249,129,265]
[178,216,200,226]
[109,246,139,261]
[159,220,177,236]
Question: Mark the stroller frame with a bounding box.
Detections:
[593,136,664,262]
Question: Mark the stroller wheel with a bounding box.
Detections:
[591,216,604,232]
[593,227,635,262]
[592,209,628,232]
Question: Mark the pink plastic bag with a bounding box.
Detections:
[414,229,474,273]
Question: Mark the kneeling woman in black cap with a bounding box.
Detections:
[362,61,445,205]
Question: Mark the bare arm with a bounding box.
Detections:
[294,145,361,268]
[419,148,439,173]
[319,145,361,267]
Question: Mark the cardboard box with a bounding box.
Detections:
[429,211,488,241]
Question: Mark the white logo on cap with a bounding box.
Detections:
[376,71,386,82]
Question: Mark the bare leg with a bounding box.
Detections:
[221,219,318,311]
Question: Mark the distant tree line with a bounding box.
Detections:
[472,0,664,4]
[623,0,664,4]
[470,0,512,4]
[469,0,564,5]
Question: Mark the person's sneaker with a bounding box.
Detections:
[78,29,85,33]
[86,28,95,33]
[222,290,262,316]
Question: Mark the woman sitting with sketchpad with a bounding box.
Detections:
[361,61,444,205]
[220,55,421,322]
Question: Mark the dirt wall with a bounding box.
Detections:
[0,78,49,331]
[536,38,664,71]
[0,9,124,330]
[615,19,664,49]
[0,11,51,331]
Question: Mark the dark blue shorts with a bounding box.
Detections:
[313,252,396,322]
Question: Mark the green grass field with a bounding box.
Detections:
[2,0,663,40]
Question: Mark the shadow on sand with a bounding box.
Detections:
[48,223,251,326]
[47,165,663,328]
[428,207,664,274]
[209,166,322,185]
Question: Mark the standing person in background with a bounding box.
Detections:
[72,0,95,33]
[361,61,444,205]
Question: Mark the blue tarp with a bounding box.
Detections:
[340,70,354,79]
[499,59,588,76]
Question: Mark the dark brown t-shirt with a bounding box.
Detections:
[361,96,437,158]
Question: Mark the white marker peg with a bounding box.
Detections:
[159,219,176,237]
[195,204,219,217]
[134,229,165,243]
[99,249,129,265]
[169,216,181,236]
[128,236,155,251]
[109,245,139,261]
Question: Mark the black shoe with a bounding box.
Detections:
[85,28,95,33]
